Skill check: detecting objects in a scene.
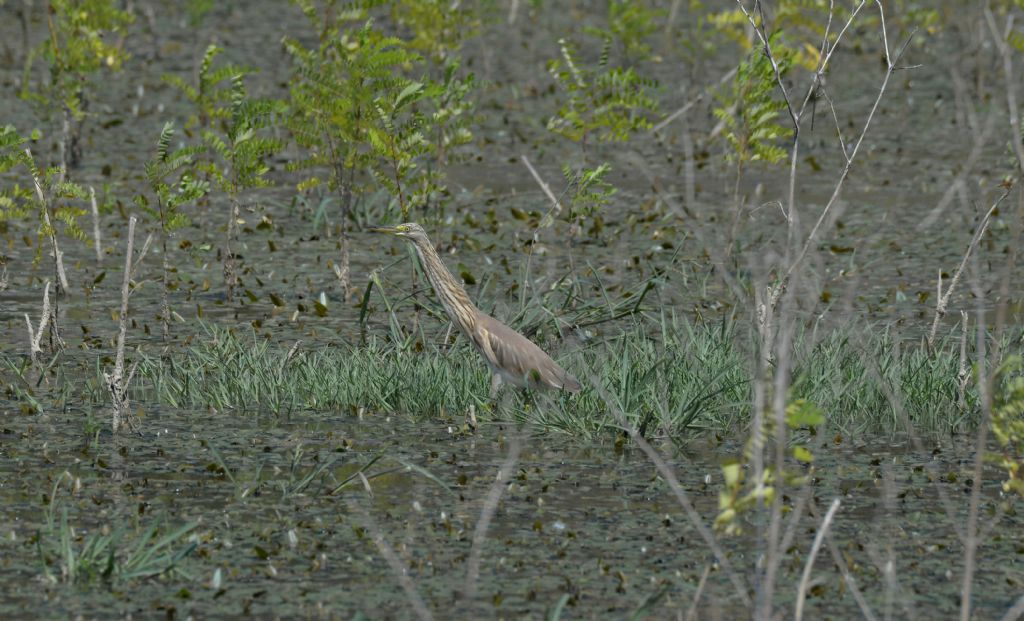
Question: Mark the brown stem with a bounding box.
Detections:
[224,195,238,302]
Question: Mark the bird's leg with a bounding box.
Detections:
[489,373,502,399]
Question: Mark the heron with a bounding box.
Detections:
[368,223,581,396]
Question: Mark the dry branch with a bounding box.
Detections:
[106,215,152,433]
[795,498,841,621]
[90,186,102,264]
[927,188,1009,349]
[585,370,751,608]
[351,500,436,621]
[24,280,54,364]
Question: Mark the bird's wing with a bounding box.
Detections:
[477,314,581,392]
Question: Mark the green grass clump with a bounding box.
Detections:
[130,318,984,439]
[37,474,196,585]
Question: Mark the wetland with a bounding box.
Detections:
[1,0,1024,619]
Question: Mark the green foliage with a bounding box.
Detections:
[546,34,654,227]
[990,356,1024,497]
[0,126,34,223]
[164,44,253,134]
[184,0,215,27]
[714,397,822,535]
[705,3,826,71]
[714,37,793,167]
[285,16,475,219]
[563,162,616,222]
[38,475,196,585]
[0,125,88,262]
[199,75,283,200]
[136,122,209,235]
[23,0,132,167]
[547,38,658,145]
[584,0,664,62]
[390,0,482,63]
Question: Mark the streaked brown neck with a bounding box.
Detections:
[409,237,478,334]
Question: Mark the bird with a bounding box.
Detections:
[368,223,581,396]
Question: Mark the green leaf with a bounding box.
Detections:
[792,446,814,463]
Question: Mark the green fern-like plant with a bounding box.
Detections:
[584,0,664,62]
[713,33,793,248]
[0,124,88,322]
[547,37,658,146]
[546,37,656,229]
[714,38,793,168]
[163,44,251,136]
[390,0,482,64]
[198,74,283,302]
[24,0,133,170]
[0,126,35,224]
[562,162,616,226]
[285,13,475,295]
[135,122,208,337]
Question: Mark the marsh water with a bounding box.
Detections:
[1,410,1021,619]
[2,1,1024,619]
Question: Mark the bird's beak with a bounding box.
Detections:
[367,225,399,234]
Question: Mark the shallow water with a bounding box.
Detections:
[0,404,1021,619]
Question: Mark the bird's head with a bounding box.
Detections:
[368,222,429,244]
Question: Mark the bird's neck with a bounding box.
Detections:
[411,239,478,333]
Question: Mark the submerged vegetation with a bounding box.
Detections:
[1,0,1024,618]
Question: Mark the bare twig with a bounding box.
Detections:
[795,498,841,621]
[960,256,991,621]
[24,280,54,364]
[521,155,565,220]
[1000,593,1024,621]
[985,9,1024,174]
[89,186,102,264]
[684,563,711,621]
[927,188,1009,349]
[810,499,878,621]
[917,70,998,230]
[649,67,737,135]
[735,2,910,314]
[464,434,522,601]
[105,216,152,433]
[26,148,70,294]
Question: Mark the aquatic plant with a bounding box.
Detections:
[22,0,132,170]
[546,37,657,227]
[284,9,475,296]
[124,317,984,439]
[37,473,196,585]
[135,122,208,339]
[0,124,88,303]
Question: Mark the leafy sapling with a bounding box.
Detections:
[0,125,88,294]
[0,125,89,353]
[167,47,282,303]
[163,44,249,137]
[547,37,657,230]
[26,0,132,170]
[136,122,208,339]
[286,17,468,296]
[202,76,283,303]
[713,36,793,251]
